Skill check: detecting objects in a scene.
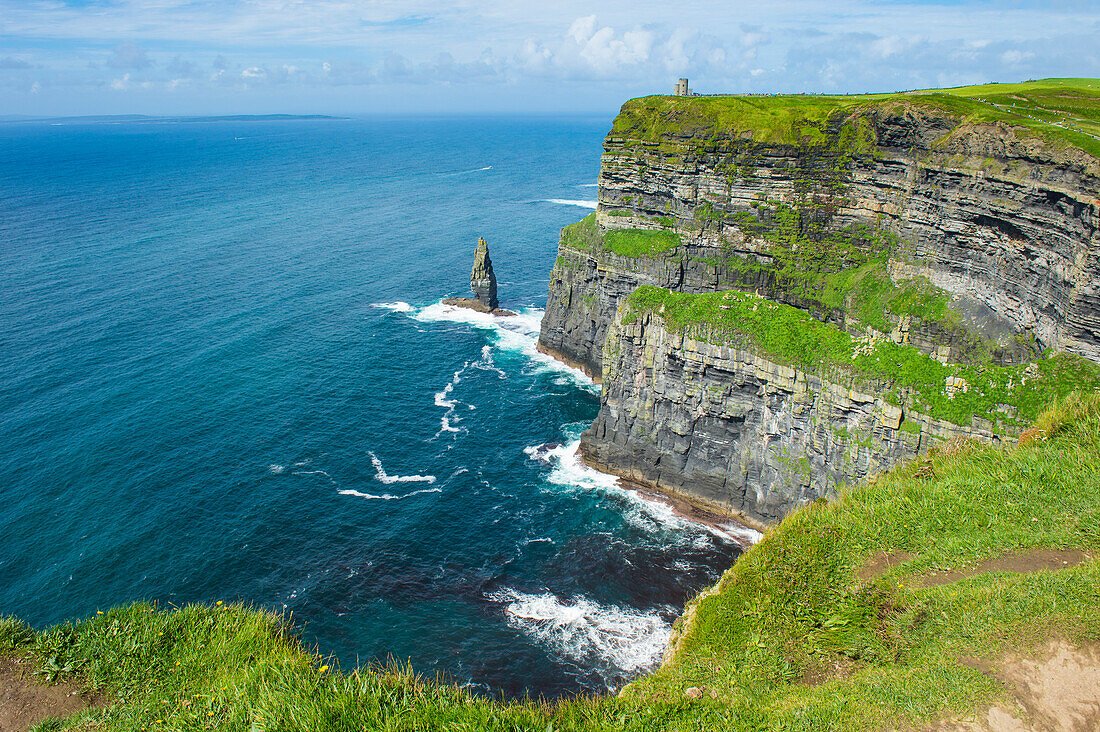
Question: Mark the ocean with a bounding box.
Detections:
[0,116,748,699]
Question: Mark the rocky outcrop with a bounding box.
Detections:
[445,237,515,316]
[537,92,1100,525]
[580,310,988,526]
[471,237,498,311]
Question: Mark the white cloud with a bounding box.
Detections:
[0,1,1098,112]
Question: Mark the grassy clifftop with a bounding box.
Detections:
[611,78,1100,157]
[5,394,1099,731]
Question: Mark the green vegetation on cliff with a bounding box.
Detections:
[725,202,956,335]
[611,78,1100,158]
[625,286,1100,429]
[5,395,1099,731]
[561,213,682,258]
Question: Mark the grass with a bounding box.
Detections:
[604,229,681,257]
[626,391,1100,729]
[624,286,1100,428]
[559,213,682,259]
[6,395,1099,731]
[611,78,1100,158]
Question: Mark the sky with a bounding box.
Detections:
[1,0,1099,116]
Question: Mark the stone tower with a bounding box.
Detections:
[470,237,498,311]
[675,78,690,96]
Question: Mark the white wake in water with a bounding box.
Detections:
[436,165,493,176]
[338,487,442,500]
[337,453,441,500]
[489,589,672,674]
[543,199,597,209]
[368,451,436,484]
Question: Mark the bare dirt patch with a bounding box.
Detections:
[800,655,860,686]
[856,550,915,581]
[0,653,99,732]
[933,641,1100,731]
[912,549,1091,588]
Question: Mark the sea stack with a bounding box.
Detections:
[471,237,498,311]
[443,237,515,316]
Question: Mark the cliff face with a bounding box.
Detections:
[539,88,1100,524]
[581,310,982,527]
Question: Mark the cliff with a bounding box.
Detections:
[539,78,1100,525]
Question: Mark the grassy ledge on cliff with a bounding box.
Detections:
[624,285,1100,431]
[4,394,1099,731]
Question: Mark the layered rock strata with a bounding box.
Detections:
[580,310,986,527]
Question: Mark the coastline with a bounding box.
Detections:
[578,441,771,534]
[535,343,602,384]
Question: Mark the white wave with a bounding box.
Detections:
[577,183,599,187]
[439,416,463,434]
[372,301,413,313]
[490,589,671,674]
[412,302,596,391]
[268,464,286,475]
[544,199,598,209]
[542,440,621,493]
[292,469,334,484]
[471,344,506,377]
[368,451,436,484]
[435,377,459,409]
[339,487,442,500]
[536,440,746,543]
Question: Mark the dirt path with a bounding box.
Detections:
[0,653,97,732]
[937,641,1100,731]
[856,548,1091,587]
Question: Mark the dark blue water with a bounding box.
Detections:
[0,116,746,699]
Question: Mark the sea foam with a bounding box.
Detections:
[372,301,414,313]
[490,588,672,676]
[397,301,596,391]
[368,451,436,484]
[544,199,597,209]
[531,438,757,544]
[338,487,442,500]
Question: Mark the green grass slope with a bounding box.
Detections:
[4,394,1098,731]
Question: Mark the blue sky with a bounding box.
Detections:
[1,0,1098,116]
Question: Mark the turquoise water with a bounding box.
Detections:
[0,116,746,698]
